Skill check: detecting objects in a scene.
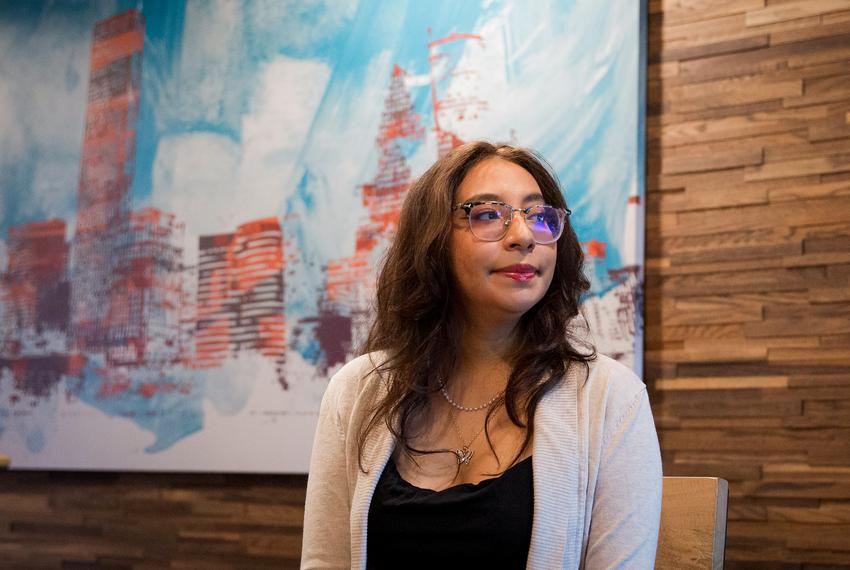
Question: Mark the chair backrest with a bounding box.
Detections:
[0,454,9,470]
[655,476,729,570]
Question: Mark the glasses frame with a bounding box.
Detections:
[452,200,571,244]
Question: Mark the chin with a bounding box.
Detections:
[492,294,546,317]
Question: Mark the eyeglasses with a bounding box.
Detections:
[453,201,570,244]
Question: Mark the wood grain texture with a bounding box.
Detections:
[0,471,307,569]
[656,477,729,570]
[648,1,850,567]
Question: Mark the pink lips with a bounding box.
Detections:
[493,264,537,282]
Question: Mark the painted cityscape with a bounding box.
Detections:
[0,0,644,471]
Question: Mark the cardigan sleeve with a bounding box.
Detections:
[583,387,663,569]
[301,374,352,570]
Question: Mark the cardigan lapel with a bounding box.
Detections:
[349,412,395,570]
[527,364,583,569]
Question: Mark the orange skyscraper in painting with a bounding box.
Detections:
[195,218,287,387]
[71,10,144,352]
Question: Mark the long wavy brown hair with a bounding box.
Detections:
[359,141,594,471]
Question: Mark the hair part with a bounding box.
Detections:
[359,141,595,473]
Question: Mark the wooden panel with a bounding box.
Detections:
[656,376,789,390]
[746,1,850,26]
[662,14,823,51]
[669,196,850,236]
[648,2,850,568]
[656,477,729,569]
[768,502,850,523]
[770,12,850,44]
[659,295,766,326]
[656,35,770,64]
[664,77,803,113]
[0,471,307,568]
[767,176,850,201]
[654,105,832,146]
[745,153,850,181]
[744,316,850,336]
[658,0,766,27]
[649,323,744,344]
[659,142,764,175]
[676,35,850,82]
[784,73,850,108]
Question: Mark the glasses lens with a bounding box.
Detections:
[526,205,564,244]
[468,203,510,241]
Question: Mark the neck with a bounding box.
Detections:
[449,312,520,401]
[458,317,515,364]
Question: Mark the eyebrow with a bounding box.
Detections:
[463,192,546,205]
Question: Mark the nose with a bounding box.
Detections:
[504,209,535,251]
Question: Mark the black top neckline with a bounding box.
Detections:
[367,452,534,568]
[388,455,533,494]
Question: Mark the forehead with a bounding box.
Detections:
[456,157,543,204]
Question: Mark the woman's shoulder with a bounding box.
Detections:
[331,351,386,382]
[576,353,649,428]
[585,353,645,393]
[321,351,388,418]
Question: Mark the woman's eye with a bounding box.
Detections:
[471,208,502,221]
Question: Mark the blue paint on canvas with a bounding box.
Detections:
[0,0,644,470]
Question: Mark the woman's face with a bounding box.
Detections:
[449,157,557,325]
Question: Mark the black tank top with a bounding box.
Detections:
[366,456,534,569]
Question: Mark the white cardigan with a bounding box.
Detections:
[301,353,662,569]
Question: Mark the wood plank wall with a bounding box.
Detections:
[646,0,850,568]
[1,1,849,568]
[0,470,308,568]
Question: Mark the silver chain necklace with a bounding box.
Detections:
[440,383,504,412]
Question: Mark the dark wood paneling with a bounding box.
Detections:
[647,0,850,567]
[0,471,307,568]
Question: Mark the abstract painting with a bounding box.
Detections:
[0,0,645,471]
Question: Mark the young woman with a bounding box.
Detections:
[301,142,662,569]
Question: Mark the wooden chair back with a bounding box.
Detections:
[656,476,729,569]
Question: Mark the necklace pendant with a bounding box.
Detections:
[454,447,473,466]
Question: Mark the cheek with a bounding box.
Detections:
[541,247,557,271]
[540,250,557,285]
[542,268,556,292]
[448,236,488,292]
